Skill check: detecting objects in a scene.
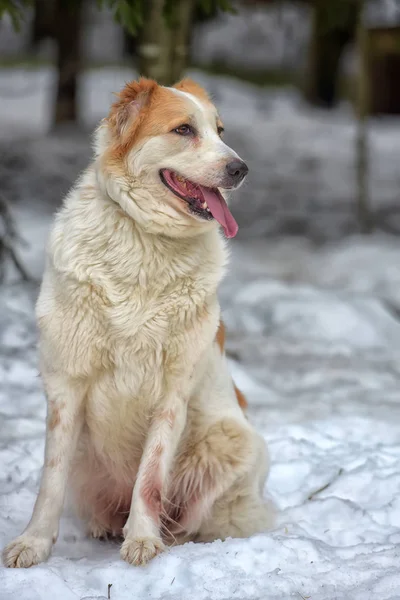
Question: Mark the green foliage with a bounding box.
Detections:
[98,0,236,35]
[0,0,33,30]
[1,0,236,35]
[196,0,236,16]
[96,0,145,36]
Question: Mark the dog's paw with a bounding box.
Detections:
[2,535,52,568]
[120,537,165,566]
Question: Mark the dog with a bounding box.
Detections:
[3,78,272,568]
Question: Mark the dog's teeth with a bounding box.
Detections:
[177,176,184,182]
[202,201,208,209]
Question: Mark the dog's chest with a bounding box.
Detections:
[105,273,214,355]
[80,228,224,456]
[85,277,218,460]
[90,271,217,383]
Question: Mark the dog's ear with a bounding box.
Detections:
[108,78,158,139]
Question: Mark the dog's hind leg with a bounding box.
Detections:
[164,419,271,541]
[194,479,275,543]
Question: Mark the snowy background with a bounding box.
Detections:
[1,68,400,599]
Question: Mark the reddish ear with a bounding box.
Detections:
[108,78,158,138]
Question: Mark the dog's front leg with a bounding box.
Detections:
[121,393,187,566]
[2,372,86,568]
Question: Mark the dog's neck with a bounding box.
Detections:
[51,165,228,294]
[95,159,214,240]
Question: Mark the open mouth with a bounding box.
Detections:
[160,169,238,238]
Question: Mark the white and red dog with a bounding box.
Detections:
[3,78,272,568]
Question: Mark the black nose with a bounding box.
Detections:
[226,160,249,182]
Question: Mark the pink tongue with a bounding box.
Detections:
[200,187,238,238]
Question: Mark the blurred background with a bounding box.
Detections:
[2,0,400,253]
[3,2,400,595]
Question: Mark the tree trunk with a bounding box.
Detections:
[30,0,55,48]
[304,1,357,108]
[355,8,372,233]
[138,0,195,85]
[123,30,138,60]
[54,0,83,125]
[170,0,195,83]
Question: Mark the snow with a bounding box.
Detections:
[2,233,400,599]
[1,70,400,599]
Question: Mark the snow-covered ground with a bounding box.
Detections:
[1,70,400,599]
[2,233,400,600]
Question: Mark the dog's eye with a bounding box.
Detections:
[217,126,224,137]
[173,124,193,136]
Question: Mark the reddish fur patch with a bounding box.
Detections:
[215,320,248,410]
[107,77,199,161]
[174,78,223,133]
[140,443,163,521]
[173,78,211,104]
[48,407,61,430]
[234,384,248,411]
[160,408,176,428]
[216,320,226,352]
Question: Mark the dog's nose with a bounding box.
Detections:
[225,160,249,182]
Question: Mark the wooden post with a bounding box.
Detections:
[304,0,357,108]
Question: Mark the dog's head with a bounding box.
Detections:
[95,78,248,238]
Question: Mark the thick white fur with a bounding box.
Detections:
[3,83,272,569]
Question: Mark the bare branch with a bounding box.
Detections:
[0,194,33,282]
